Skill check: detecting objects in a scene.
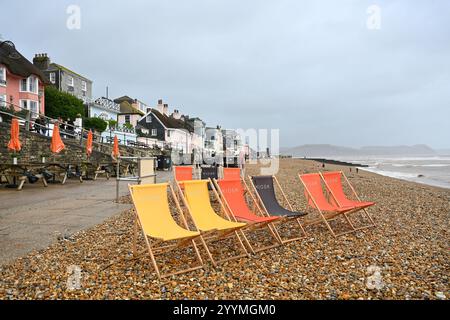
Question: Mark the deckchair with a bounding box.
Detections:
[174,166,193,182]
[223,168,241,180]
[128,183,206,279]
[298,173,374,237]
[213,178,281,253]
[320,171,376,226]
[201,166,218,190]
[249,175,308,243]
[176,179,250,265]
[201,166,219,180]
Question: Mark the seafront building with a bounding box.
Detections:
[0,41,48,117]
[33,53,92,104]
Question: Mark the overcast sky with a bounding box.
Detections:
[2,0,449,148]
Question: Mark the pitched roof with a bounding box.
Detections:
[119,101,144,115]
[0,41,50,84]
[49,63,92,81]
[151,109,189,130]
[114,96,135,104]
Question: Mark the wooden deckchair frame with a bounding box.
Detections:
[298,173,372,237]
[174,179,250,266]
[320,171,376,229]
[212,178,281,254]
[247,175,307,244]
[128,183,206,280]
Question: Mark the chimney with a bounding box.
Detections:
[163,103,169,116]
[171,109,181,120]
[156,99,164,114]
[33,53,50,70]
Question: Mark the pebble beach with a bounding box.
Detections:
[0,158,448,300]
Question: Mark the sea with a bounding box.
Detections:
[334,156,450,189]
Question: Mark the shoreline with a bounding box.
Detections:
[291,156,450,190]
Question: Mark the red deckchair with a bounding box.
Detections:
[320,171,376,226]
[299,173,370,237]
[214,178,281,253]
[223,168,241,180]
[320,171,375,209]
[174,166,193,182]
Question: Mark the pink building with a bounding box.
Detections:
[0,41,48,117]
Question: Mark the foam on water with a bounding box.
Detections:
[335,156,450,189]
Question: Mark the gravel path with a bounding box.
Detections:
[0,159,448,300]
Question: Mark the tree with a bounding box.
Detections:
[83,117,108,133]
[44,86,84,120]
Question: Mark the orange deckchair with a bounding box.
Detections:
[223,168,241,180]
[174,166,193,182]
[176,179,249,265]
[213,178,281,253]
[298,173,372,237]
[320,171,376,226]
[128,183,206,279]
[320,171,375,209]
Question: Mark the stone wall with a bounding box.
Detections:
[0,121,160,165]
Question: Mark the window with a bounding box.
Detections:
[151,129,157,136]
[20,99,27,110]
[67,76,74,87]
[81,80,87,92]
[29,101,38,114]
[20,79,27,91]
[28,76,38,93]
[0,67,6,86]
[146,115,152,123]
[125,115,130,124]
[19,76,39,93]
[20,100,39,115]
[49,73,56,84]
[0,95,6,107]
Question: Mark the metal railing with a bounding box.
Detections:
[0,102,159,157]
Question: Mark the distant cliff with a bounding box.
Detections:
[280,144,438,157]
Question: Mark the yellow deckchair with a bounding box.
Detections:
[128,183,206,279]
[176,179,250,265]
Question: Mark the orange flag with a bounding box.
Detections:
[50,124,65,153]
[112,135,120,159]
[86,130,93,156]
[7,118,22,152]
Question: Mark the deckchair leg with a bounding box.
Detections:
[133,216,139,256]
[198,235,217,267]
[239,230,256,255]
[144,236,161,280]
[191,239,204,266]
